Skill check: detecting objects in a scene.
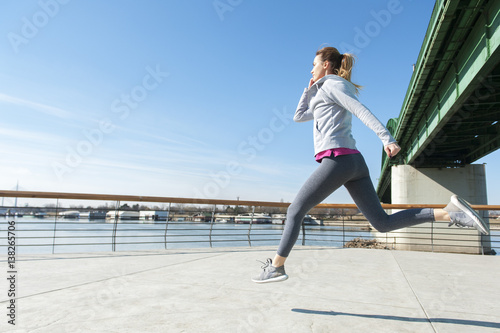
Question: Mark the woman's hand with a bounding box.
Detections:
[384,142,401,158]
[309,78,315,88]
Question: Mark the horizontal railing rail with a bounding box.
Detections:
[0,190,498,255]
[2,190,500,210]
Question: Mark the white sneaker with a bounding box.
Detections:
[445,195,489,235]
[252,258,288,283]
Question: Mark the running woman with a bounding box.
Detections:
[252,47,489,283]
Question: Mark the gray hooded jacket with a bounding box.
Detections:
[294,75,396,156]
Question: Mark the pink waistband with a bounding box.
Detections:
[315,148,360,163]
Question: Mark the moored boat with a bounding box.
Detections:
[235,213,272,224]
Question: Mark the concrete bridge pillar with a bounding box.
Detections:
[386,164,491,254]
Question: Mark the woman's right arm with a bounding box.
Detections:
[293,86,314,122]
[324,80,396,146]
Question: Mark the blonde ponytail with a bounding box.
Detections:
[338,53,362,95]
[316,47,363,95]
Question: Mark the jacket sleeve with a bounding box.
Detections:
[324,81,396,145]
[293,88,314,122]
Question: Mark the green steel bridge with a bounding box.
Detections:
[377,0,500,203]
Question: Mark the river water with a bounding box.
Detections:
[1,217,498,255]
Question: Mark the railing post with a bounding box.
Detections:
[301,220,306,246]
[112,200,120,252]
[431,219,434,253]
[480,210,487,255]
[342,209,345,247]
[384,208,389,249]
[164,202,171,250]
[52,198,59,254]
[209,204,216,248]
[247,206,255,247]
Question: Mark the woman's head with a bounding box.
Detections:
[312,46,362,94]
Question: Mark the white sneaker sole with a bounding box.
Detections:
[252,274,289,284]
[451,195,489,235]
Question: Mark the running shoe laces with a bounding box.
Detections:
[448,211,474,228]
[257,258,272,269]
[252,258,288,283]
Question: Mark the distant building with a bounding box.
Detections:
[193,213,212,222]
[80,211,107,219]
[139,210,169,221]
[106,211,140,220]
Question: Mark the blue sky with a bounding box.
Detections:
[1,0,499,205]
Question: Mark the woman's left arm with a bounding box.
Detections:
[325,81,397,149]
[384,142,401,158]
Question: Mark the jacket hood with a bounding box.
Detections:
[311,74,346,87]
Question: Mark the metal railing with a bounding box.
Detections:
[0,190,498,255]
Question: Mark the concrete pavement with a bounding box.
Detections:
[1,246,499,332]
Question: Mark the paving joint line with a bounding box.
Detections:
[391,251,438,333]
[2,246,325,263]
[0,252,227,304]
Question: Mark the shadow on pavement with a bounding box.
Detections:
[291,308,500,329]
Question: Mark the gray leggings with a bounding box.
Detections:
[277,153,434,257]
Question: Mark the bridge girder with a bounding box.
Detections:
[377,0,500,203]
